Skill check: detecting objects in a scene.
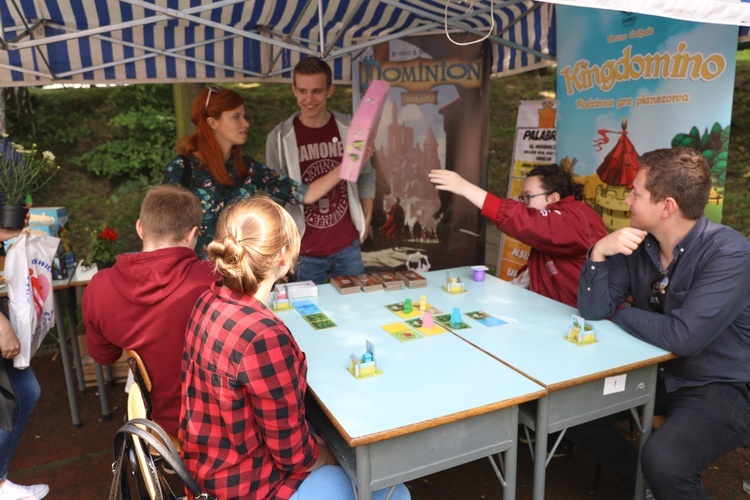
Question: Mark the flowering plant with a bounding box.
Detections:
[0,135,60,206]
[84,225,125,268]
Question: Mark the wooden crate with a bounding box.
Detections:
[75,323,131,388]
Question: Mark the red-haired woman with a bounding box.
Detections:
[162,86,340,257]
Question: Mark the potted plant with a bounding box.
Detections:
[0,135,60,229]
[83,225,125,269]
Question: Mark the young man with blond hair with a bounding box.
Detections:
[84,185,217,437]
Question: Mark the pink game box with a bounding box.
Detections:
[339,79,390,182]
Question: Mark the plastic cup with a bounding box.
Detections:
[471,265,488,282]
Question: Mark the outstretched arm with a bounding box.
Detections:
[302,165,343,204]
[428,169,487,209]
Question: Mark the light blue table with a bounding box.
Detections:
[279,282,545,500]
[388,267,675,500]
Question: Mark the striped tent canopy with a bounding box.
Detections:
[0,0,556,87]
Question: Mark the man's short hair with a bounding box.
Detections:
[140,185,202,244]
[638,147,712,220]
[293,56,332,88]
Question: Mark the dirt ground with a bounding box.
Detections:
[8,351,750,499]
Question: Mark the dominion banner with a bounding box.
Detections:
[556,7,737,228]
[353,35,491,273]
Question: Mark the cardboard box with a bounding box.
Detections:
[29,207,68,236]
[339,80,390,182]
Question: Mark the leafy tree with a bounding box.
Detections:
[75,85,175,182]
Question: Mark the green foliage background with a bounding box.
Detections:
[4,57,750,259]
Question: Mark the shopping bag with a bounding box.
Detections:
[5,230,60,369]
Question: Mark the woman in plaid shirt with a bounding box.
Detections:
[179,197,409,500]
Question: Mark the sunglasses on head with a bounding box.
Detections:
[648,269,670,312]
[204,85,225,111]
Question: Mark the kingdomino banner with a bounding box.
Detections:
[555,7,737,228]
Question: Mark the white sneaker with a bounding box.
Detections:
[0,480,49,500]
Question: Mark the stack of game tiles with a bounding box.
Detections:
[331,275,362,295]
[395,270,427,288]
[353,274,383,292]
[371,271,405,290]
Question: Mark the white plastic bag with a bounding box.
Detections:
[6,230,60,369]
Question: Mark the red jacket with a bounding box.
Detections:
[482,194,607,307]
[83,247,217,436]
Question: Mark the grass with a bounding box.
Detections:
[25,61,750,258]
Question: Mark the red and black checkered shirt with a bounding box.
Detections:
[179,283,319,499]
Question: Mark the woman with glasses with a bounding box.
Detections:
[179,197,410,500]
[429,164,606,308]
[162,86,342,258]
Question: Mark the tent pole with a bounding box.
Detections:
[317,0,326,55]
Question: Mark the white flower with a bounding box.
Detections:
[42,151,55,162]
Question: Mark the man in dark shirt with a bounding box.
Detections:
[577,147,750,499]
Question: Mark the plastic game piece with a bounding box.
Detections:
[450,307,461,326]
[403,298,413,314]
[348,340,384,379]
[423,311,434,329]
[419,295,427,311]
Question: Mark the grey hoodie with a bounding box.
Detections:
[265,110,376,241]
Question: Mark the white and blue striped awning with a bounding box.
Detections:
[0,0,556,86]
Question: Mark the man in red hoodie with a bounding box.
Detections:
[83,185,217,437]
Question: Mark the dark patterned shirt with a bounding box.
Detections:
[179,284,319,500]
[161,154,308,258]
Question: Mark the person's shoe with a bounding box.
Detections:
[0,479,49,499]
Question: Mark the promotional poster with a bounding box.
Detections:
[556,7,737,227]
[353,35,491,272]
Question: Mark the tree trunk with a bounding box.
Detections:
[172,83,204,140]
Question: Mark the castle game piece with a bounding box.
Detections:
[348,340,383,379]
[270,287,292,311]
[419,295,427,311]
[395,270,427,288]
[443,272,466,294]
[565,314,597,345]
[372,271,405,290]
[331,275,362,295]
[353,274,384,292]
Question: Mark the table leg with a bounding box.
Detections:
[634,366,658,500]
[95,363,112,421]
[355,445,373,500]
[532,395,550,500]
[53,291,81,427]
[64,287,86,392]
[503,406,519,500]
